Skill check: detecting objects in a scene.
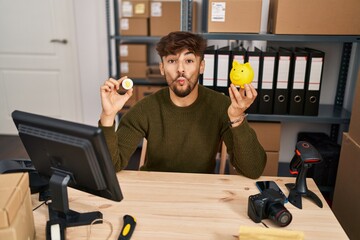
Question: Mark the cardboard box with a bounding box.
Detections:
[120,18,148,36]
[249,121,281,152]
[332,133,360,240]
[262,151,279,176]
[348,70,360,144]
[120,61,147,79]
[150,1,197,36]
[120,44,147,62]
[268,0,360,35]
[121,0,150,18]
[137,85,164,101]
[208,0,262,33]
[0,173,35,240]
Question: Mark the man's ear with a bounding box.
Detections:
[159,62,165,75]
[199,59,205,75]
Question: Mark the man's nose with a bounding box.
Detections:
[177,61,185,73]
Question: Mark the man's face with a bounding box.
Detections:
[160,49,204,98]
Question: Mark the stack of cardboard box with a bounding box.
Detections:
[230,122,282,176]
[120,0,149,36]
[332,71,360,240]
[119,0,197,37]
[120,43,148,79]
[119,0,149,79]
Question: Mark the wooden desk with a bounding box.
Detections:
[31,171,348,239]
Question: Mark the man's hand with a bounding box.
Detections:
[100,77,134,126]
[227,83,257,127]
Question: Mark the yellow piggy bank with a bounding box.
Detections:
[229,60,254,88]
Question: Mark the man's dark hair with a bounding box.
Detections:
[156,31,207,60]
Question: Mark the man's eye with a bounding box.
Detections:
[168,59,176,64]
[186,59,194,63]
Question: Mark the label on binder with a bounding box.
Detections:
[277,56,290,89]
[293,56,306,89]
[308,58,323,91]
[203,54,215,87]
[262,56,275,89]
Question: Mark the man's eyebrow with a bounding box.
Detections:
[184,51,195,56]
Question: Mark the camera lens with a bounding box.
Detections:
[268,203,292,227]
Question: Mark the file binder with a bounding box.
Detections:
[288,47,307,115]
[273,47,291,115]
[215,46,232,95]
[258,47,276,114]
[232,46,246,65]
[303,48,325,116]
[246,47,261,114]
[200,45,216,90]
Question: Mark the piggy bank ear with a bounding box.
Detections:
[245,62,251,68]
[232,60,240,68]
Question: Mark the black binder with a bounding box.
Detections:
[303,48,325,116]
[273,47,291,115]
[258,47,276,114]
[215,46,232,95]
[231,46,246,65]
[288,47,307,115]
[245,47,261,114]
[199,45,216,90]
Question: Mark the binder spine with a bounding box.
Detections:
[215,46,232,95]
[288,48,307,115]
[303,48,325,116]
[259,49,276,114]
[273,50,291,115]
[246,48,261,114]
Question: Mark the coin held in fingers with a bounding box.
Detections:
[122,78,133,90]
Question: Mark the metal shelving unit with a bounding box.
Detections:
[202,33,360,43]
[247,104,350,124]
[105,0,359,131]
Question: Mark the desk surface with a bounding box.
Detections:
[31,171,348,239]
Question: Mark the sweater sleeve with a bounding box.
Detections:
[98,105,146,172]
[98,121,125,171]
[223,119,267,179]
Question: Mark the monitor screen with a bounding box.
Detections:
[12,110,123,236]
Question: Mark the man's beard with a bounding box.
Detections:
[165,72,198,98]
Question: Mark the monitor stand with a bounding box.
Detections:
[45,170,103,240]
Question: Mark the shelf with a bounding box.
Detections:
[112,34,360,43]
[247,104,351,124]
[112,35,161,43]
[201,33,360,42]
[133,78,167,86]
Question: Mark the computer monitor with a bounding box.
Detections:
[12,110,123,236]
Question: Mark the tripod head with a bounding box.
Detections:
[286,141,323,209]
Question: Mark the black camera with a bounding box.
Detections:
[248,188,292,227]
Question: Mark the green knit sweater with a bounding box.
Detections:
[100,85,266,179]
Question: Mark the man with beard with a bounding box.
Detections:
[99,31,266,179]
